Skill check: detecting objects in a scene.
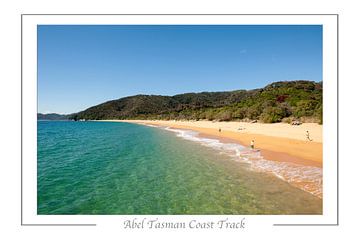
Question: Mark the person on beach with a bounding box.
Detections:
[219,128,221,132]
[250,140,255,149]
[306,130,313,141]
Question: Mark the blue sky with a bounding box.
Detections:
[38,25,322,114]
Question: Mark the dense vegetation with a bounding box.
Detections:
[37,113,72,120]
[70,80,322,124]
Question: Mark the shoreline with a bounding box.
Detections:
[101,120,323,168]
[96,119,323,198]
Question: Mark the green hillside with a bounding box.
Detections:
[37,113,71,121]
[71,80,322,124]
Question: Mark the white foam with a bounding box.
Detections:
[140,123,159,128]
[161,126,323,198]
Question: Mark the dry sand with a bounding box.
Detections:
[97,119,323,198]
[111,120,323,168]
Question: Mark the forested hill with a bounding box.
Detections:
[71,80,322,123]
[37,113,72,120]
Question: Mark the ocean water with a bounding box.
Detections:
[38,121,322,215]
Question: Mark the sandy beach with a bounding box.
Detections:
[95,120,323,198]
[109,120,323,168]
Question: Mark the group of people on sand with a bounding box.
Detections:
[218,127,256,149]
[217,126,313,150]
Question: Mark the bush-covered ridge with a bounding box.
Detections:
[37,113,71,121]
[71,80,322,124]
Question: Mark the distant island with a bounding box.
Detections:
[39,80,322,124]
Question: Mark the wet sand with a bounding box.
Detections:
[116,120,323,168]
[97,119,323,198]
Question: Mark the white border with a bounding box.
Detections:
[22,14,338,227]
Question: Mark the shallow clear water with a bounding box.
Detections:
[37,121,322,214]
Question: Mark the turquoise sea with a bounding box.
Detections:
[37,121,322,214]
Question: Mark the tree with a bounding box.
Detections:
[217,110,233,121]
[260,106,287,123]
[294,100,317,117]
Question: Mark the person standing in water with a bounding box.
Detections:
[250,139,255,149]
